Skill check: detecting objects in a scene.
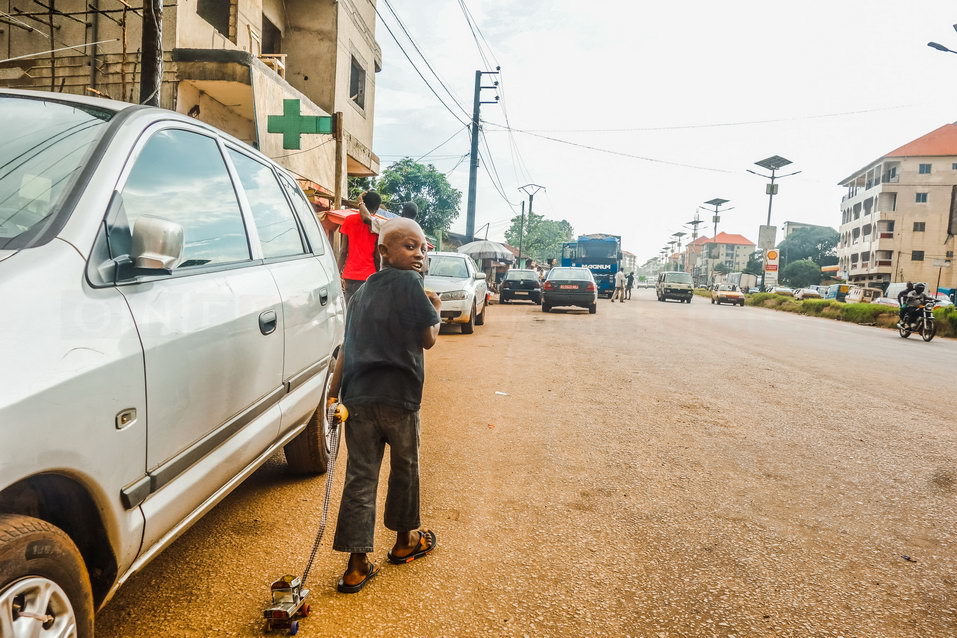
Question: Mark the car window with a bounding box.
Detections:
[505,270,536,280]
[119,129,250,268]
[0,97,114,249]
[663,272,693,284]
[228,150,305,260]
[548,268,591,281]
[276,172,326,256]
[428,255,469,278]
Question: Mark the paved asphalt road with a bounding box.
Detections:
[97,289,957,637]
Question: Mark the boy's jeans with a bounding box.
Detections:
[333,403,421,553]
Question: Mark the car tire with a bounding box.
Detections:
[0,514,94,638]
[588,303,597,314]
[711,298,715,304]
[285,357,337,474]
[500,295,508,304]
[462,304,475,334]
[475,301,486,326]
[542,304,551,313]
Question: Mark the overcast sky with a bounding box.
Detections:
[370,0,957,262]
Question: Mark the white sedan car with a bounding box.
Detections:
[425,252,488,334]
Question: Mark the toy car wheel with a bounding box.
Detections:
[289,620,300,635]
[301,604,311,618]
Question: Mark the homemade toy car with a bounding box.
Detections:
[263,575,311,635]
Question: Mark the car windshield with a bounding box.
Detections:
[548,268,592,281]
[718,285,736,291]
[580,240,617,260]
[0,96,115,249]
[505,269,536,280]
[664,272,693,284]
[428,255,469,278]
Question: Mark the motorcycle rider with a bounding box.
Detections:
[900,283,933,329]
[896,281,914,326]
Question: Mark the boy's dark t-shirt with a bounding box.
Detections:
[340,267,440,411]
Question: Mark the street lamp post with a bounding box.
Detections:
[672,231,687,271]
[702,198,731,284]
[748,155,801,289]
[518,184,545,269]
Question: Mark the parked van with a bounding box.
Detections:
[846,286,882,304]
[824,283,851,302]
[656,271,694,303]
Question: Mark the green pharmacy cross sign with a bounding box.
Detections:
[267,99,333,150]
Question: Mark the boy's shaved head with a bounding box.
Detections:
[378,218,428,272]
[378,217,425,246]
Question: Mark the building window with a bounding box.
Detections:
[913,221,926,232]
[861,251,870,261]
[919,163,932,174]
[197,0,230,36]
[948,251,954,258]
[350,56,366,110]
[952,163,957,170]
[886,220,895,231]
[261,15,282,54]
[912,250,924,261]
[916,192,928,203]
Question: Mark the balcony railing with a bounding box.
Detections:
[875,260,893,267]
[259,54,287,78]
[878,232,893,239]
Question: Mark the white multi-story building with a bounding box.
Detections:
[837,124,957,290]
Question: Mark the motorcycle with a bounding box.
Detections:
[899,301,936,342]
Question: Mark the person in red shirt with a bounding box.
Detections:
[338,191,382,306]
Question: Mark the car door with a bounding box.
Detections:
[467,257,488,311]
[108,125,285,548]
[225,146,339,435]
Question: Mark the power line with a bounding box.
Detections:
[483,121,735,174]
[372,4,467,127]
[381,0,471,120]
[414,124,470,162]
[485,105,912,134]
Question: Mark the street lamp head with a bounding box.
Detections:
[755,155,792,171]
[704,198,729,207]
[672,231,687,238]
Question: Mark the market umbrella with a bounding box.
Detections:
[457,240,515,263]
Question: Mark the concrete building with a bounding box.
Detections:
[837,124,957,290]
[621,250,637,274]
[684,233,755,284]
[0,0,381,208]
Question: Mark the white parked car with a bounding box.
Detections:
[0,89,344,635]
[425,252,488,333]
[794,288,823,300]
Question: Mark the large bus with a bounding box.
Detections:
[560,234,622,298]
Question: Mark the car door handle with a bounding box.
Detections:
[259,310,278,335]
[319,286,329,306]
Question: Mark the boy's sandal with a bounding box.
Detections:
[336,562,381,594]
[387,529,437,564]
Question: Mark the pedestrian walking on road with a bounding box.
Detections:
[328,217,441,594]
[625,272,635,300]
[339,191,382,306]
[611,269,626,302]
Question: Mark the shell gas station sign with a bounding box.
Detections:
[764,249,779,287]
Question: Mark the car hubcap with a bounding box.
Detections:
[0,577,77,638]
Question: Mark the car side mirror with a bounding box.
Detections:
[474,272,487,280]
[130,215,184,274]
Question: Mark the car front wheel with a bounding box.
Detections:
[462,303,476,334]
[0,514,94,638]
[475,300,486,326]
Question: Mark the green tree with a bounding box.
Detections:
[504,211,574,263]
[743,250,764,276]
[349,159,462,237]
[713,261,731,275]
[781,259,822,288]
[777,227,839,267]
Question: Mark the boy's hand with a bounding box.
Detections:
[426,289,441,309]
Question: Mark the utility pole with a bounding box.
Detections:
[518,184,545,268]
[465,68,500,241]
[139,0,163,106]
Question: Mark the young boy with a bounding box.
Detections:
[338,191,382,306]
[328,217,441,593]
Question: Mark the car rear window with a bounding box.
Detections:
[548,268,592,281]
[0,96,114,249]
[505,269,537,280]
